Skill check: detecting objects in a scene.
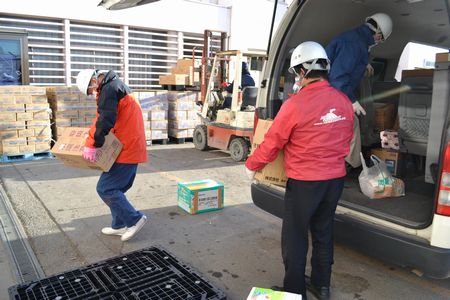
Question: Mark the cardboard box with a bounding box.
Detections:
[177,179,224,214]
[247,287,301,300]
[371,148,402,176]
[252,119,287,187]
[216,110,231,124]
[51,127,123,172]
[436,52,450,63]
[374,103,396,131]
[159,74,189,85]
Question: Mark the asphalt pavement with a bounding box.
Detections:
[0,143,449,299]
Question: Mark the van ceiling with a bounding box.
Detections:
[294,0,450,59]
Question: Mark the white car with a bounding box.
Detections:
[250,0,450,279]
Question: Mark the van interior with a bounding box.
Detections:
[268,0,450,229]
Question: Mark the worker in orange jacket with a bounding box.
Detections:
[76,69,148,242]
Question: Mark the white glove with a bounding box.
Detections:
[245,167,256,180]
[365,63,374,77]
[352,101,366,116]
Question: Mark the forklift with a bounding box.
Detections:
[193,50,266,161]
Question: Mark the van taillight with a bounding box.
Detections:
[437,142,450,216]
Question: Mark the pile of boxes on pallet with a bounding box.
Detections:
[159,59,200,87]
[0,86,52,156]
[132,91,169,143]
[46,86,96,138]
[168,91,201,139]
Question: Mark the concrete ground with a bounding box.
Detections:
[1,143,450,299]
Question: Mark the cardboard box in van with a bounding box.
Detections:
[371,148,402,176]
[51,127,122,172]
[251,119,287,187]
[374,103,396,131]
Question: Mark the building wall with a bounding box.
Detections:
[0,0,290,88]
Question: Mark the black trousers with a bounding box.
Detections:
[282,177,345,297]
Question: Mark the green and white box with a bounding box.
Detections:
[177,179,224,214]
[247,287,302,299]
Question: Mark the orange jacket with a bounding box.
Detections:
[85,71,147,164]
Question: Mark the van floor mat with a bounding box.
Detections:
[340,177,434,228]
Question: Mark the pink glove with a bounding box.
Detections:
[82,146,98,162]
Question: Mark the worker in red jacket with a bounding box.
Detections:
[245,42,354,299]
[76,69,148,242]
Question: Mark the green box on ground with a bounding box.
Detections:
[177,179,224,214]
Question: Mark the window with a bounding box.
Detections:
[0,29,29,85]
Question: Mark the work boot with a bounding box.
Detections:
[305,276,330,300]
[121,215,147,242]
[101,227,127,236]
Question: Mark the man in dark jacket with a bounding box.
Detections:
[325,13,393,167]
[222,61,255,109]
[76,69,148,242]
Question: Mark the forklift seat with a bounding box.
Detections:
[241,86,258,109]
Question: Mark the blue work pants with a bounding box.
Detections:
[96,162,143,229]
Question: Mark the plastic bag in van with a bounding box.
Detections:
[358,153,405,199]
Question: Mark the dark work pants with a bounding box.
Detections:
[282,177,345,298]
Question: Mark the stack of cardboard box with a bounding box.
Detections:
[0,86,52,156]
[46,86,96,138]
[133,91,169,142]
[159,59,200,87]
[167,91,201,139]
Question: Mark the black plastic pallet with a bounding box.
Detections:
[0,151,53,163]
[9,246,226,300]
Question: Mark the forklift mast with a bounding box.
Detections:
[200,30,228,104]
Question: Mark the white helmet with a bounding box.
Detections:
[366,13,393,41]
[76,69,96,95]
[289,41,330,74]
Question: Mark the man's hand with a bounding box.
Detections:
[245,167,256,180]
[365,63,374,77]
[352,101,367,116]
[82,146,98,162]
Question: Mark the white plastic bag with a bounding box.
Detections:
[358,153,405,199]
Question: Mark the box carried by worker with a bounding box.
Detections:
[177,179,224,214]
[51,127,122,172]
[247,287,302,299]
[252,119,287,187]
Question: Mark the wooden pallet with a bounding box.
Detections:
[0,151,53,163]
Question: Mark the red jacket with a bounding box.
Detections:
[245,80,354,181]
[85,71,147,164]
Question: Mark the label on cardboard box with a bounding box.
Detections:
[51,127,123,172]
[252,119,288,187]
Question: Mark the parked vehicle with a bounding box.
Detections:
[194,50,266,161]
[251,0,450,278]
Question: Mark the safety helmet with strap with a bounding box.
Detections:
[366,13,393,41]
[289,41,330,76]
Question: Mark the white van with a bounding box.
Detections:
[251,0,450,278]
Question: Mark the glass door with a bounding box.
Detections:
[0,30,29,85]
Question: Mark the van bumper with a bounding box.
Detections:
[251,183,450,279]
